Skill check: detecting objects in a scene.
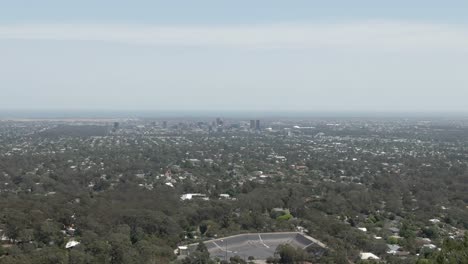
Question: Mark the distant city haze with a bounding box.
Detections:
[1,1,468,113]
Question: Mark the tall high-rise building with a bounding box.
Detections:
[255,120,260,130]
[250,120,255,129]
[162,121,167,129]
[113,122,120,130]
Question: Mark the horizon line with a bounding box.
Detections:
[1,109,467,119]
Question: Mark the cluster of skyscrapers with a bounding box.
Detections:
[148,118,260,132]
[250,119,261,130]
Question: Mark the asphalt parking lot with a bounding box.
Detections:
[184,232,326,261]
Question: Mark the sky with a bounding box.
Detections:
[1,1,468,113]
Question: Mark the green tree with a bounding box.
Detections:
[417,234,468,264]
[182,242,214,264]
[275,244,307,264]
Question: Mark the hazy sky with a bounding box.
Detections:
[1,1,468,113]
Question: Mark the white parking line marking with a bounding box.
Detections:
[258,234,270,248]
[212,241,235,253]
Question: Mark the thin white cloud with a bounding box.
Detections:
[0,21,467,51]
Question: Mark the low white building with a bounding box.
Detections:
[219,194,230,199]
[423,244,437,250]
[180,193,208,201]
[360,252,380,260]
[65,240,80,249]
